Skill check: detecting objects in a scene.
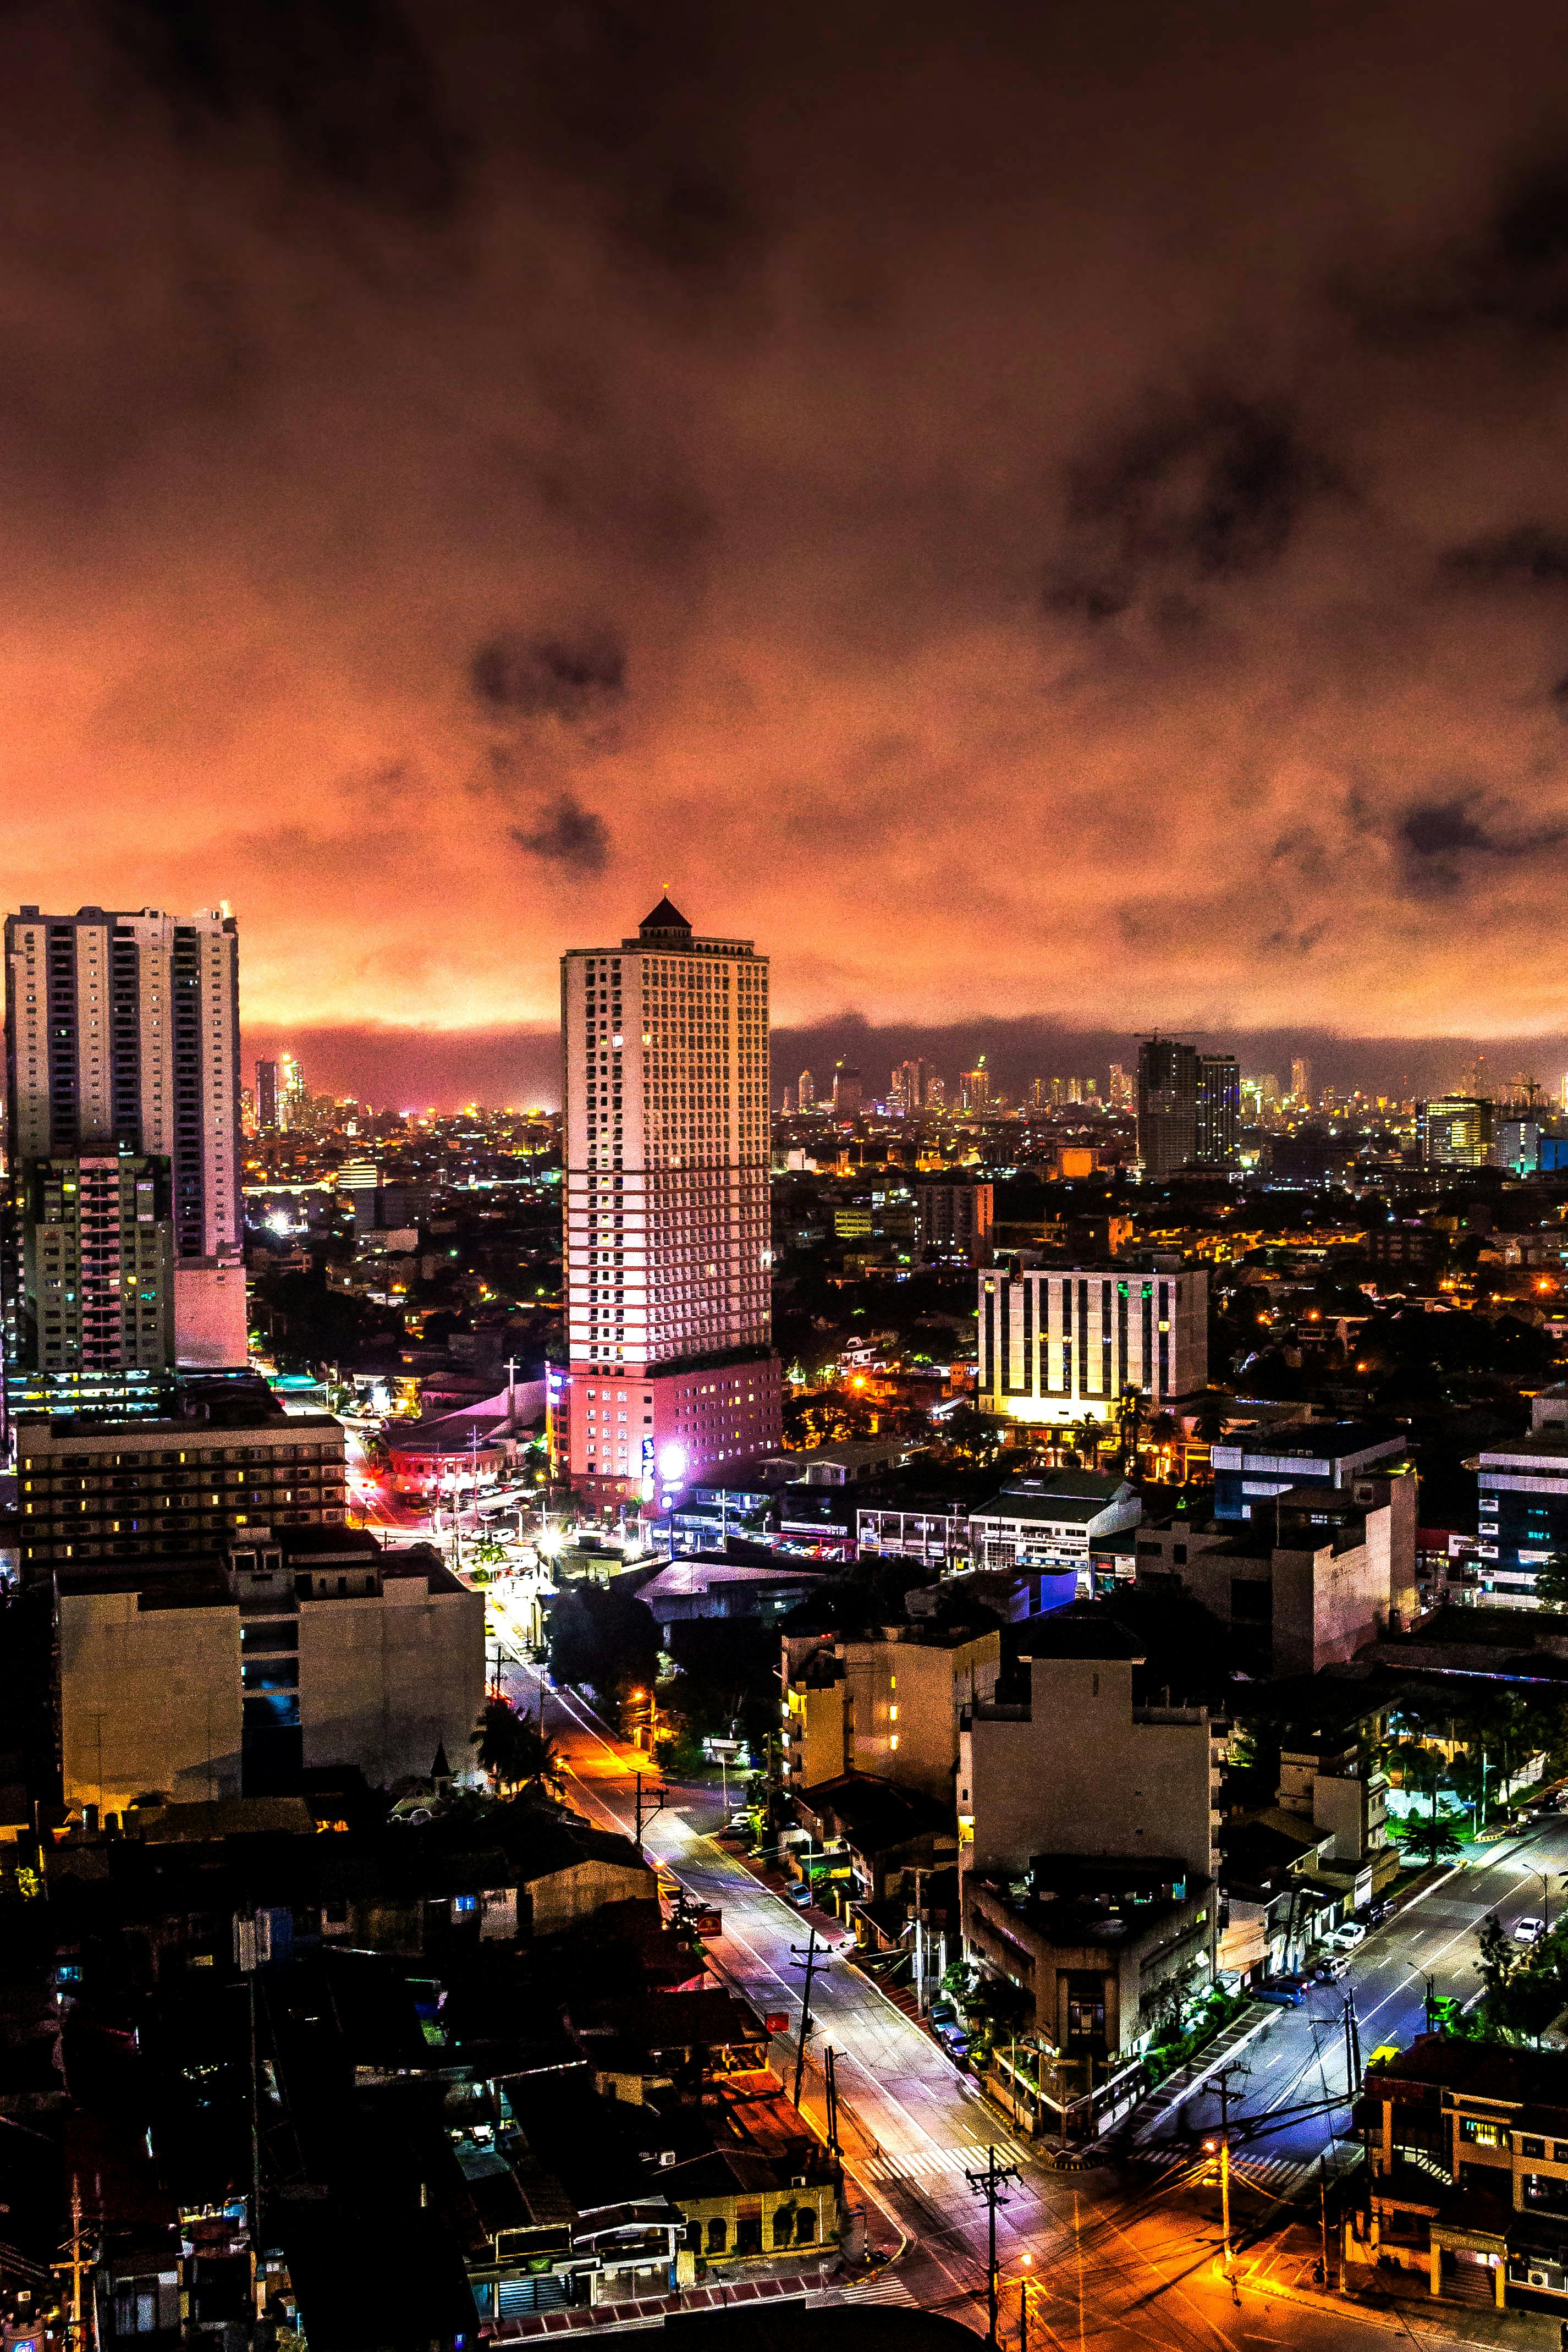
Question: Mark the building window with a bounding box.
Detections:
[706,2218,727,2254]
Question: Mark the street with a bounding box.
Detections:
[492,1616,1568,2349]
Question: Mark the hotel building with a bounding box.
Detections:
[556,897,782,1504]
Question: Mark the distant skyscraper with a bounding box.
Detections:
[892,1057,930,1115]
[557,897,782,1505]
[1107,1062,1135,1110]
[781,1085,795,1116]
[5,905,246,1378]
[256,1058,280,1133]
[1195,1054,1241,1168]
[960,1059,990,1112]
[279,1051,306,1125]
[832,1062,863,1118]
[797,1068,816,1113]
[1290,1054,1311,1102]
[1136,1037,1200,1175]
[926,1075,947,1109]
[1066,1076,1083,1106]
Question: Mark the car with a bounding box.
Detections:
[1253,1980,1304,2009]
[727,1810,755,1832]
[1366,1899,1398,1928]
[1312,1954,1352,1982]
[1515,1916,1545,1945]
[1330,1922,1367,1951]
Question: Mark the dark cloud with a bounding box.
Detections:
[1397,792,1568,896]
[471,633,627,723]
[1347,150,1568,345]
[100,0,464,221]
[1442,525,1568,588]
[1046,394,1335,623]
[509,794,611,873]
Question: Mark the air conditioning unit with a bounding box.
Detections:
[657,2151,677,2168]
[1529,2272,1549,2289]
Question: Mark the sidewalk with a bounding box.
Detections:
[1246,2236,1563,2346]
[489,2266,839,2340]
[1127,2000,1277,2145]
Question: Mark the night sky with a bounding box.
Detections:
[16,1,1568,1102]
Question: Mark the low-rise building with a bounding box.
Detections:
[58,1525,485,1816]
[1351,2037,1568,2311]
[1209,1419,1407,1523]
[1473,1427,1568,1606]
[789,1772,958,1916]
[1136,1479,1417,1675]
[968,1472,1141,1577]
[959,1604,1220,2058]
[782,1615,1002,1804]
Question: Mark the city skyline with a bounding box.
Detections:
[236,1009,1568,1117]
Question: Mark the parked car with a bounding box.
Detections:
[1330,1922,1367,1951]
[1366,1898,1398,1928]
[1254,1979,1304,2008]
[1515,1915,1545,1945]
[727,1810,755,1832]
[929,2000,959,2026]
[1312,1953,1352,1982]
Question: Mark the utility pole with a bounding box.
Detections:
[1210,2063,1248,2303]
[1317,2159,1331,2288]
[633,1772,669,1854]
[907,1863,935,2013]
[1343,1991,1362,2098]
[823,2044,841,2161]
[964,2144,1021,2348]
[790,1930,823,2109]
[53,2180,92,2352]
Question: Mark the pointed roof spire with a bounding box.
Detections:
[640,893,692,936]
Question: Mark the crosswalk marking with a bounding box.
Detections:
[840,2278,918,2306]
[865,2138,1030,2184]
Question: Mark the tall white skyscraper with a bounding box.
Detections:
[555,897,782,1505]
[5,906,246,1373]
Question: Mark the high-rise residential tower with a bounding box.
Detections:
[1290,1054,1312,1103]
[255,1058,280,1133]
[1196,1053,1241,1168]
[5,906,246,1382]
[555,897,783,1506]
[1136,1037,1200,1175]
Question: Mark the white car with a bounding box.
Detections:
[1515,1916,1545,1946]
[1330,1921,1367,1951]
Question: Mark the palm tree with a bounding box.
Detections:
[471,1696,530,1793]
[513,1710,567,1799]
[1402,1809,1462,1870]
